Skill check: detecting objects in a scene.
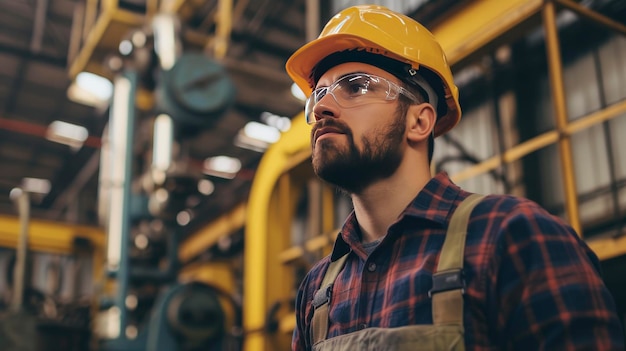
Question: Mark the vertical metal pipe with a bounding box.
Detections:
[487,54,511,193]
[592,50,623,237]
[152,113,174,183]
[67,1,84,65]
[105,70,137,338]
[30,0,49,54]
[152,13,181,71]
[306,0,320,42]
[83,0,98,41]
[213,0,233,60]
[542,1,582,235]
[10,190,30,312]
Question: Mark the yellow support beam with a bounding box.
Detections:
[178,202,246,263]
[0,215,104,253]
[587,236,626,261]
[68,5,146,80]
[244,112,310,351]
[432,0,543,66]
[179,261,236,293]
[543,0,582,235]
[450,98,626,183]
[209,0,232,60]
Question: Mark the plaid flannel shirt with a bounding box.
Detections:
[292,172,624,350]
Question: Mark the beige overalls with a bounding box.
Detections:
[309,194,485,351]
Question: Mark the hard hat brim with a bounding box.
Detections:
[286,33,408,96]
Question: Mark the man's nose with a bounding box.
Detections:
[312,92,340,122]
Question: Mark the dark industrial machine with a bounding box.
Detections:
[94,10,241,351]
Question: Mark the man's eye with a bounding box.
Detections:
[347,83,365,94]
[345,78,370,95]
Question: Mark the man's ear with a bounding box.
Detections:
[406,103,436,144]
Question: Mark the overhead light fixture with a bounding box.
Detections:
[234,121,282,152]
[260,112,291,132]
[9,188,24,200]
[67,71,113,108]
[291,82,306,102]
[46,120,89,150]
[197,179,215,195]
[244,121,281,144]
[234,132,270,152]
[204,155,242,179]
[21,177,51,195]
[119,39,133,56]
[176,210,192,226]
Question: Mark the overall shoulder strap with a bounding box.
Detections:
[310,252,349,346]
[431,193,485,326]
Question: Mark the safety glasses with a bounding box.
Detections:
[304,73,419,124]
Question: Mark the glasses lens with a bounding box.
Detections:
[305,88,326,124]
[334,74,389,105]
[304,74,397,124]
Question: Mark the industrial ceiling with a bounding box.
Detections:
[0,0,310,233]
[0,0,464,235]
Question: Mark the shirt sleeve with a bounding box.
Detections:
[492,200,625,350]
[292,274,309,351]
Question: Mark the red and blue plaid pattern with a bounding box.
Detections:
[292,172,624,350]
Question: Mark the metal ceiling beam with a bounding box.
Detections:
[49,148,101,219]
[0,42,66,67]
[30,0,49,54]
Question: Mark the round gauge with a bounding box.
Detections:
[158,52,236,128]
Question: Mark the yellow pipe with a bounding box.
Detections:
[542,1,582,235]
[160,0,186,13]
[432,0,543,66]
[279,313,296,334]
[212,0,232,60]
[102,0,118,12]
[83,0,98,41]
[179,261,236,293]
[0,215,104,253]
[322,184,335,235]
[178,202,246,263]
[243,112,310,351]
[146,0,159,18]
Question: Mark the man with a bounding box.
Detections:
[285,4,625,351]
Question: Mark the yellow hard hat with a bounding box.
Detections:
[285,5,461,136]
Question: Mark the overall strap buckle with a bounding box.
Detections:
[312,283,333,309]
[428,269,465,298]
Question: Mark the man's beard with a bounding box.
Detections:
[311,112,406,194]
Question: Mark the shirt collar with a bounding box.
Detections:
[330,172,462,261]
[402,171,462,224]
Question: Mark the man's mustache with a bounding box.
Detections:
[311,118,351,136]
